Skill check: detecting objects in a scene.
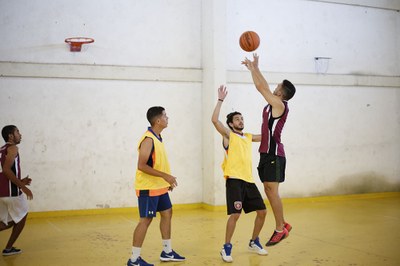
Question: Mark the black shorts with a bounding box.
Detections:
[225,178,266,215]
[257,153,286,183]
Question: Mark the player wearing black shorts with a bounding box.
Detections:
[243,54,296,246]
[212,85,268,263]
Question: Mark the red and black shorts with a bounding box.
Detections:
[225,178,266,215]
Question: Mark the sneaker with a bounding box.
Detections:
[127,256,153,266]
[220,243,233,263]
[284,222,292,232]
[160,250,185,262]
[248,237,268,255]
[266,228,289,246]
[2,247,22,256]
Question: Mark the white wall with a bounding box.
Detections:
[0,77,203,211]
[0,0,399,211]
[0,0,202,67]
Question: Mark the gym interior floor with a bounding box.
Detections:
[1,192,399,266]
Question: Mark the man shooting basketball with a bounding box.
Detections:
[242,54,296,246]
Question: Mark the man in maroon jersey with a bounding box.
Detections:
[242,54,296,246]
[0,125,33,256]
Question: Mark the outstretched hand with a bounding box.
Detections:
[218,85,228,101]
[241,53,259,70]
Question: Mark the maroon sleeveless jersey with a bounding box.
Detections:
[0,144,22,197]
[259,101,289,157]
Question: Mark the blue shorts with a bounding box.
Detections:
[137,191,172,218]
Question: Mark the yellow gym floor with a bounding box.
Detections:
[1,192,399,266]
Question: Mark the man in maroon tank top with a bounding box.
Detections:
[242,54,296,246]
[0,125,33,256]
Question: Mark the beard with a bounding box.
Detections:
[233,125,244,131]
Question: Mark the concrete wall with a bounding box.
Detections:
[0,0,399,211]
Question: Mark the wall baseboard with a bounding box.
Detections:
[27,192,400,219]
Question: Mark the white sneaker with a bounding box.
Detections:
[220,243,233,262]
[248,237,268,255]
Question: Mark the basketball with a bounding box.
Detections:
[239,31,260,52]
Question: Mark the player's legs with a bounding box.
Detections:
[132,217,153,247]
[5,214,27,250]
[221,178,244,262]
[258,154,287,231]
[0,221,14,231]
[159,208,172,240]
[225,178,244,243]
[258,154,289,246]
[252,209,266,240]
[0,194,29,253]
[225,213,240,243]
[157,194,185,262]
[156,192,173,240]
[263,182,284,231]
[242,182,267,240]
[242,183,268,255]
[132,192,159,247]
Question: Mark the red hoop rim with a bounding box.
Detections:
[65,37,94,52]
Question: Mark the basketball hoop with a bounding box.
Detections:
[65,37,94,52]
[314,57,331,74]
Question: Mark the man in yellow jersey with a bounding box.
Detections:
[212,86,268,263]
[127,107,185,266]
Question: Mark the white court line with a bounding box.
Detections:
[46,220,63,232]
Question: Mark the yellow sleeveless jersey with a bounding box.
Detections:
[135,129,171,191]
[221,132,255,183]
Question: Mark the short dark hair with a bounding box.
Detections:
[146,106,165,126]
[226,111,242,130]
[2,125,17,142]
[282,79,296,100]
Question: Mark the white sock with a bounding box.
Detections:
[162,239,172,253]
[130,247,141,261]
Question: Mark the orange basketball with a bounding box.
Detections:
[239,31,260,52]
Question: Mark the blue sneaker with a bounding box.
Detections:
[160,250,185,262]
[127,256,153,266]
[220,243,233,262]
[248,237,268,255]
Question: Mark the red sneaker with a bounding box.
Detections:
[284,222,292,232]
[266,228,289,246]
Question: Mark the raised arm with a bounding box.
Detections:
[242,54,284,114]
[211,85,230,139]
